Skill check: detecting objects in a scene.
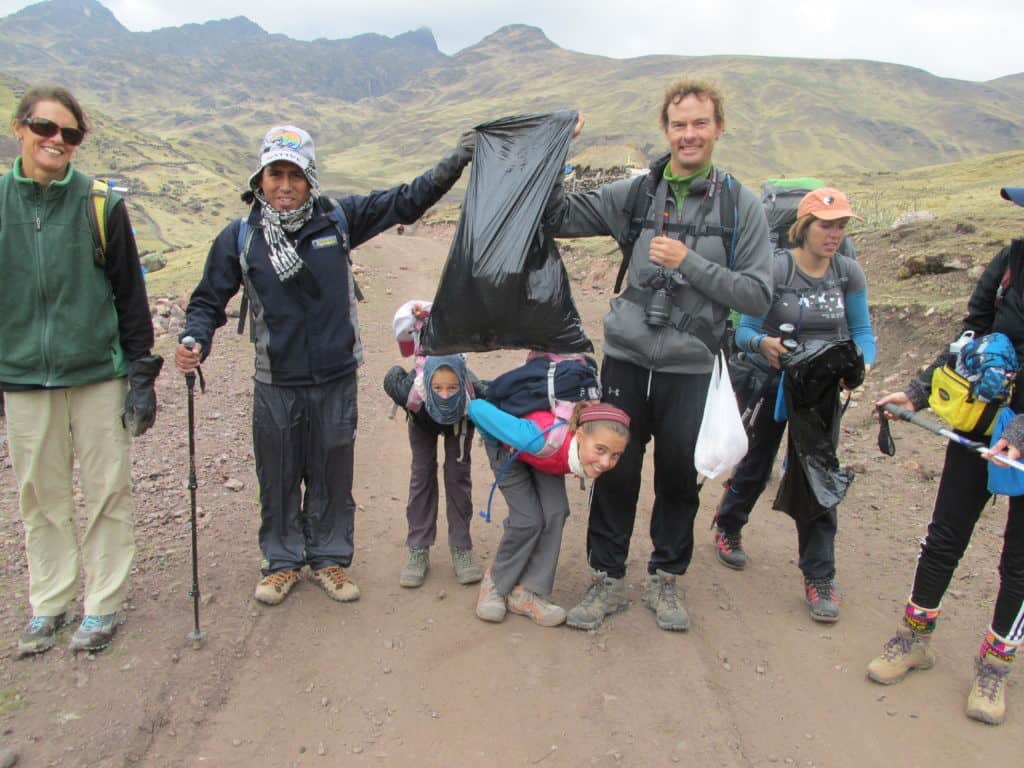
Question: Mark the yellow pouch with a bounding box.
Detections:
[929,365,1003,435]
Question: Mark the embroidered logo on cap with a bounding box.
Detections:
[823,195,835,205]
[267,130,302,150]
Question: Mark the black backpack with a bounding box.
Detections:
[761,179,857,259]
[613,155,739,293]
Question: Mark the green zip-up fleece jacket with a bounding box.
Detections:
[0,160,153,389]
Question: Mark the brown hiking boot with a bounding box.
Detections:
[254,570,300,605]
[310,565,360,603]
[867,622,935,684]
[966,653,1013,725]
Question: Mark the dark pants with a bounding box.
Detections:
[253,375,357,574]
[587,355,711,579]
[716,378,838,581]
[405,419,474,550]
[912,440,1024,641]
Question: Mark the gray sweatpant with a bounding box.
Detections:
[253,375,357,574]
[486,442,570,597]
[405,418,474,549]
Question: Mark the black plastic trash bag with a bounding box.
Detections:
[773,338,864,523]
[420,110,592,354]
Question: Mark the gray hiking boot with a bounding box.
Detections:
[566,570,628,630]
[714,525,748,570]
[450,546,483,585]
[643,570,690,631]
[804,577,841,623]
[69,613,120,653]
[400,547,430,588]
[17,612,73,657]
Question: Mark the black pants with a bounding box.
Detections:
[253,375,358,574]
[587,355,710,578]
[912,440,1024,641]
[716,378,838,581]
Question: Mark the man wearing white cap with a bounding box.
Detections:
[175,124,474,606]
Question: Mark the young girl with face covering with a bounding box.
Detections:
[383,354,482,588]
[469,398,630,627]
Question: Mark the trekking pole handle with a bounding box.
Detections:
[182,336,200,389]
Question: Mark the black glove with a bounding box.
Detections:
[123,354,164,437]
[383,365,415,408]
[430,130,475,188]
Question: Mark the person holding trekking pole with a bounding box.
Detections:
[2,86,161,655]
[711,188,875,623]
[543,80,773,631]
[867,186,1024,725]
[175,123,475,607]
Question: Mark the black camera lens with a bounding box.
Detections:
[645,288,673,327]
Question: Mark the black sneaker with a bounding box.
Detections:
[17,613,73,656]
[804,578,840,623]
[714,526,748,570]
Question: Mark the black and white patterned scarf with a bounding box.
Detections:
[252,189,316,283]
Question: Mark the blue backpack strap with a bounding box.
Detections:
[235,217,256,336]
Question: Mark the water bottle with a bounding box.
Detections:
[947,330,975,368]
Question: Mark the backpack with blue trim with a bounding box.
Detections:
[235,197,362,335]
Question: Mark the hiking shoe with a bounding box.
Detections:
[311,565,360,602]
[714,525,748,570]
[804,578,841,623]
[254,570,300,605]
[508,586,566,627]
[566,570,628,630]
[17,612,72,657]
[643,570,690,631]
[867,622,936,684]
[69,613,119,653]
[966,653,1013,725]
[400,547,430,588]
[475,569,507,623]
[450,546,483,585]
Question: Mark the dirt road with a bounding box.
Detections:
[0,231,1017,766]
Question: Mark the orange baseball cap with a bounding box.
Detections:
[797,187,861,221]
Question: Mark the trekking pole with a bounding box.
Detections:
[182,336,206,649]
[881,403,1024,473]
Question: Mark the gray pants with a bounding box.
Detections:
[253,375,357,574]
[406,419,474,549]
[486,442,570,597]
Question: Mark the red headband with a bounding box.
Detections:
[578,403,630,429]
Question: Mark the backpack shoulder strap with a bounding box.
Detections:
[614,173,652,293]
[235,216,256,336]
[86,178,111,268]
[719,173,738,270]
[322,196,364,302]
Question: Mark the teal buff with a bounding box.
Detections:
[422,355,468,425]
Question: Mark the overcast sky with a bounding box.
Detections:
[1,0,1019,82]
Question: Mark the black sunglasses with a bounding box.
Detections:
[20,117,85,146]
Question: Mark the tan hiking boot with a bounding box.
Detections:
[475,569,507,623]
[966,653,1013,725]
[310,565,360,602]
[508,586,566,627]
[450,546,483,585]
[566,569,628,630]
[400,547,429,588]
[254,570,300,605]
[867,622,935,684]
[643,570,690,631]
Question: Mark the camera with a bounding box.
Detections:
[638,266,687,328]
[778,323,798,351]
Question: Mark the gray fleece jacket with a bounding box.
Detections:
[546,159,772,374]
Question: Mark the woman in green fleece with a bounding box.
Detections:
[1,86,160,655]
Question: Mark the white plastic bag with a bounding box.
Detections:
[694,351,749,480]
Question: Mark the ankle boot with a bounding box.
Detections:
[867,599,938,684]
[566,569,627,630]
[966,628,1017,725]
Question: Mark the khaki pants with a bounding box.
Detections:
[6,378,134,616]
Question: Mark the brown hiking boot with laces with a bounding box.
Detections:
[254,570,300,605]
[311,565,361,602]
